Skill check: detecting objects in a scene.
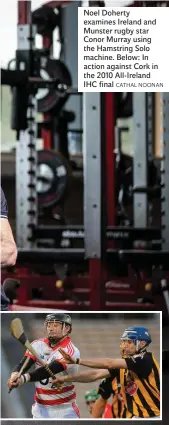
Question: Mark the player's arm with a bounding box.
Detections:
[0,219,17,267]
[26,367,110,384]
[79,358,127,369]
[9,367,111,389]
[0,188,17,267]
[28,360,65,382]
[12,359,66,388]
[7,359,65,389]
[92,377,113,418]
[92,396,107,418]
[13,356,35,373]
[58,348,127,370]
[52,369,111,385]
[8,356,35,388]
[8,343,42,389]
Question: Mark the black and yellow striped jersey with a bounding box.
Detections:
[109,351,160,418]
[98,375,129,418]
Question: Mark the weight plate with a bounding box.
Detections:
[32,6,59,36]
[37,150,70,208]
[37,59,72,113]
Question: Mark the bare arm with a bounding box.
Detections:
[79,358,127,370]
[92,396,107,418]
[0,218,17,267]
[58,348,128,370]
[52,369,110,384]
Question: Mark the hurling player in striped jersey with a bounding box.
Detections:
[8,313,80,419]
[51,326,160,419]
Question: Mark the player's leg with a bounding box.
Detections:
[72,402,81,418]
[60,402,80,418]
[32,403,55,418]
[32,403,44,418]
[32,402,80,419]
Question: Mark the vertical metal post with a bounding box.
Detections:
[133,93,148,228]
[61,2,82,142]
[147,93,154,162]
[42,35,53,150]
[83,93,103,258]
[147,93,154,227]
[161,93,169,250]
[83,93,106,310]
[16,1,37,248]
[82,0,111,311]
[105,93,116,246]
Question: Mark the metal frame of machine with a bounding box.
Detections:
[161,93,169,251]
[16,1,38,248]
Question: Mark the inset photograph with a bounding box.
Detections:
[1,311,161,419]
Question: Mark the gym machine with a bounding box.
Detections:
[1,1,169,313]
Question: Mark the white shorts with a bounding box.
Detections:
[32,401,80,419]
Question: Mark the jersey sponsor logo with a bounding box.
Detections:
[125,381,138,396]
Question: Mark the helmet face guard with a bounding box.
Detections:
[120,337,138,356]
[45,313,72,343]
[120,327,151,355]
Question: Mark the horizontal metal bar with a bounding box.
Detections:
[1,69,79,94]
[132,185,160,195]
[116,249,169,267]
[68,129,83,134]
[17,247,169,267]
[118,249,169,256]
[33,225,161,242]
[17,248,85,263]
